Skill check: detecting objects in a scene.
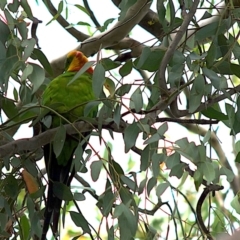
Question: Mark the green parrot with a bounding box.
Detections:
[40,50,96,240]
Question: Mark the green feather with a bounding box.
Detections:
[42,71,95,123]
[41,67,96,239]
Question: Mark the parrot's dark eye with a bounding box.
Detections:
[65,57,72,71]
[66,59,70,66]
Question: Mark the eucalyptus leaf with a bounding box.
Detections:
[70,211,91,233]
[53,182,73,201]
[90,160,103,182]
[124,121,140,153]
[53,124,66,158]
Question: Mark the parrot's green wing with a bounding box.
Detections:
[41,51,96,240]
[42,71,96,123]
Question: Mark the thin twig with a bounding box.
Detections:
[196,185,224,239]
[83,0,101,28]
[43,0,89,41]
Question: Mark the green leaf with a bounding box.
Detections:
[202,129,211,145]
[17,21,28,39]
[138,178,147,195]
[4,175,18,199]
[135,47,165,71]
[169,163,185,178]
[235,140,240,153]
[68,61,94,86]
[147,177,157,196]
[92,63,105,98]
[74,4,90,16]
[4,9,15,30]
[110,160,124,175]
[225,103,235,130]
[0,20,10,44]
[156,182,170,197]
[206,39,218,67]
[31,48,53,76]
[0,0,7,9]
[119,60,132,77]
[202,67,227,90]
[130,87,143,112]
[219,166,234,182]
[0,53,19,86]
[231,194,240,214]
[21,38,36,61]
[76,21,91,27]
[8,0,20,12]
[199,162,215,183]
[189,74,205,113]
[201,105,228,121]
[21,64,33,82]
[28,63,45,94]
[20,214,30,240]
[107,226,114,240]
[152,153,164,178]
[90,160,102,182]
[144,132,163,145]
[157,122,168,135]
[193,169,203,191]
[46,0,63,25]
[116,84,131,96]
[212,61,235,75]
[53,182,73,201]
[101,58,120,70]
[29,186,45,199]
[165,152,180,169]
[170,50,185,66]
[120,175,137,191]
[97,179,115,216]
[0,96,18,119]
[168,0,175,27]
[168,64,184,87]
[118,203,137,239]
[73,192,85,201]
[118,0,137,20]
[157,0,167,27]
[53,124,66,158]
[100,18,115,32]
[0,213,9,238]
[231,63,240,78]
[84,100,99,117]
[29,211,42,237]
[124,122,140,152]
[140,143,158,171]
[195,20,229,43]
[119,187,133,205]
[113,103,121,127]
[236,152,240,163]
[175,138,200,163]
[70,211,91,233]
[20,0,33,18]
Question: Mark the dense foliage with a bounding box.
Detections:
[1,0,240,239]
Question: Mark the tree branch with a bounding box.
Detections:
[79,0,151,55]
[111,0,165,39]
[83,0,101,28]
[0,120,126,158]
[49,0,152,77]
[158,0,200,96]
[196,185,224,239]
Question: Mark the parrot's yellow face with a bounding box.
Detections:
[65,50,93,74]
